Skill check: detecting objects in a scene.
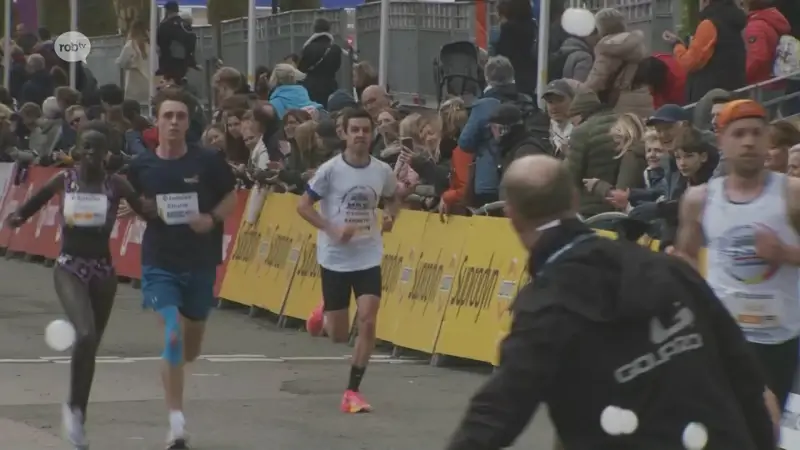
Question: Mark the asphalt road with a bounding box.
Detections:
[0,257,556,449]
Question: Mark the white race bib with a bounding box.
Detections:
[725,290,783,329]
[156,192,199,225]
[63,193,108,227]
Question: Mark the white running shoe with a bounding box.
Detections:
[62,403,88,449]
[166,429,190,449]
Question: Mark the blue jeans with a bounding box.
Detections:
[141,265,217,321]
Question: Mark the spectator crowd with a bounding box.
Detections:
[1,0,800,249]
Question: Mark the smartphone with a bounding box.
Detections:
[401,138,414,149]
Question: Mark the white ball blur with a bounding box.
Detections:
[600,406,623,435]
[600,406,639,436]
[561,7,596,38]
[682,422,708,450]
[44,319,76,352]
[618,409,639,434]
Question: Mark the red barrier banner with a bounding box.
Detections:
[0,182,24,248]
[8,177,44,254]
[26,167,61,259]
[0,164,249,294]
[114,216,146,279]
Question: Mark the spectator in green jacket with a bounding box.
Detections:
[564,87,620,217]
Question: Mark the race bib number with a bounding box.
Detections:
[63,193,108,227]
[727,291,782,329]
[156,192,199,225]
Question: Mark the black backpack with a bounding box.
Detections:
[505,95,554,156]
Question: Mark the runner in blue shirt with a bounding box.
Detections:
[126,87,236,450]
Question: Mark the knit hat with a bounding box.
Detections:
[594,8,626,36]
[716,99,767,130]
[567,88,601,117]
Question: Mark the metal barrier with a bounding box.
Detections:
[682,70,800,119]
[87,0,677,107]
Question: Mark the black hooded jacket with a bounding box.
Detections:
[494,20,538,96]
[686,0,747,102]
[299,33,342,109]
[496,125,550,172]
[447,220,774,450]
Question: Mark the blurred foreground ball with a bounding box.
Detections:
[45,319,76,352]
[562,8,596,38]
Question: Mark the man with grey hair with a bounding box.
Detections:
[457,55,539,209]
[20,53,54,106]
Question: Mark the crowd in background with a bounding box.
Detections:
[1,0,800,248]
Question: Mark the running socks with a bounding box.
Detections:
[62,403,87,448]
[348,366,366,392]
[169,410,185,437]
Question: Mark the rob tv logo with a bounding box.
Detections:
[54,32,92,63]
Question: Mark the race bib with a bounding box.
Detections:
[726,291,783,329]
[156,192,199,225]
[63,193,108,227]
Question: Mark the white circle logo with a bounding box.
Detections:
[54,31,91,63]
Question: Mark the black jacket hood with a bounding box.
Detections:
[528,219,677,322]
[701,0,747,31]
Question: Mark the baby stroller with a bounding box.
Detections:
[433,41,485,106]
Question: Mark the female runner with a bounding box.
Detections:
[5,120,152,449]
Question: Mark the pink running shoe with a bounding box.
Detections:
[340,389,373,413]
[306,302,324,337]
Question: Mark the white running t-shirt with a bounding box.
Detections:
[307,154,397,272]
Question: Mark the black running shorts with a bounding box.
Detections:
[320,265,382,312]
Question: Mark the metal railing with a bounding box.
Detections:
[682,70,800,118]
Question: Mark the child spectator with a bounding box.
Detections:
[766,121,800,173]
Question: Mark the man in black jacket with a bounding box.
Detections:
[299,18,342,109]
[488,103,551,172]
[446,154,779,450]
[156,1,196,83]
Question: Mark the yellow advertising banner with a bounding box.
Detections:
[219,193,299,313]
[222,192,705,366]
[250,194,303,313]
[280,217,323,321]
[373,211,428,342]
[389,213,470,354]
[434,217,527,364]
[218,192,261,307]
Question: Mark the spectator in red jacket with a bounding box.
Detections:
[744,0,790,87]
[633,53,687,109]
[142,126,158,150]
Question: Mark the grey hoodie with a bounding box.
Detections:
[559,36,594,82]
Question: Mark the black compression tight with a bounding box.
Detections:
[53,266,117,418]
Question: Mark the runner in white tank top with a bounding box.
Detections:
[675,100,800,425]
[703,171,800,345]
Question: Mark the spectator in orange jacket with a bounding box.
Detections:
[440,147,474,216]
[663,0,746,103]
[744,0,791,87]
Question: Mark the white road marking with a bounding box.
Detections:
[0,354,426,365]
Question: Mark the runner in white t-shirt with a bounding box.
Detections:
[297,107,400,414]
